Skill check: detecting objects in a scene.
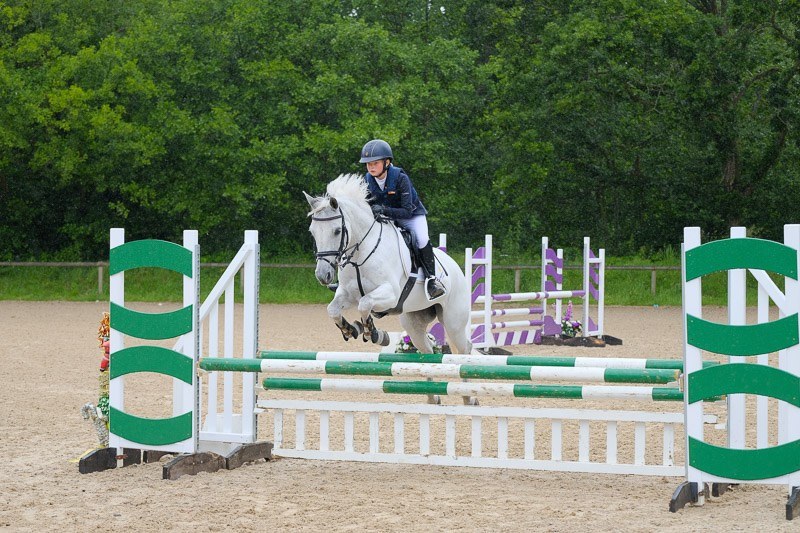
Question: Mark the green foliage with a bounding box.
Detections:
[1,0,799,261]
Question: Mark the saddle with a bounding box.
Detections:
[375,214,422,272]
[396,225,423,272]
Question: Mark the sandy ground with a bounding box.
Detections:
[0,301,796,532]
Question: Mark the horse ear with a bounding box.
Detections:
[329,197,338,210]
[303,191,320,210]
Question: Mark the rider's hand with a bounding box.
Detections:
[371,204,385,216]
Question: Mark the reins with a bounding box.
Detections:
[311,203,385,296]
[341,218,383,296]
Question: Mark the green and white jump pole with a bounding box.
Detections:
[258,350,714,371]
[260,377,683,401]
[200,357,680,384]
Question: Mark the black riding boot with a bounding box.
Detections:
[419,243,445,300]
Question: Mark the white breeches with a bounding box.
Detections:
[394,215,429,248]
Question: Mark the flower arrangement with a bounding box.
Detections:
[395,331,442,354]
[560,301,582,338]
[81,313,111,446]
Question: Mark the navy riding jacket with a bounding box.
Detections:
[364,165,428,220]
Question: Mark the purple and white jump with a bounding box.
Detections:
[464,235,605,349]
[542,236,605,339]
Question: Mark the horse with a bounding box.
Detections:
[303,173,474,360]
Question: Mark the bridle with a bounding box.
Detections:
[311,206,348,272]
[311,202,384,296]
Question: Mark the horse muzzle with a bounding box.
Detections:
[315,261,336,286]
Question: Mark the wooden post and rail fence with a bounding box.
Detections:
[0,261,677,296]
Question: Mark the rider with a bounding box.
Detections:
[359,139,446,300]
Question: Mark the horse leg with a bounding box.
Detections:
[327,292,361,341]
[335,317,362,341]
[400,308,437,352]
[435,305,474,356]
[400,309,442,405]
[434,306,479,406]
[355,284,396,346]
[358,315,391,346]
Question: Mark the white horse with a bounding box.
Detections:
[303,174,473,357]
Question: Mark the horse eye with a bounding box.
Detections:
[334,228,341,236]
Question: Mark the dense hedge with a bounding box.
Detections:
[2,1,799,260]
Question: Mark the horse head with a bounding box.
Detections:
[304,173,373,286]
[304,192,343,286]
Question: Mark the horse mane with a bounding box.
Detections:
[308,173,374,238]
[326,173,370,208]
[308,173,370,215]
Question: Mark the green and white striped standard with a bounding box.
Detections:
[201,357,679,384]
[260,377,684,401]
[258,350,716,371]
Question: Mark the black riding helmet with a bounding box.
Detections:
[359,139,393,163]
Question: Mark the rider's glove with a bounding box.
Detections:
[371,204,385,216]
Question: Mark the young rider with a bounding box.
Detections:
[359,139,446,300]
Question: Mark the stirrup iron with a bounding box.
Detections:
[425,276,445,300]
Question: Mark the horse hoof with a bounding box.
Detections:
[427,394,441,405]
[371,330,390,346]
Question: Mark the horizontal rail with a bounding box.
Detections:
[259,350,718,371]
[0,261,682,272]
[200,357,680,384]
[258,399,687,420]
[470,307,544,319]
[0,262,682,296]
[475,290,586,304]
[260,377,684,401]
